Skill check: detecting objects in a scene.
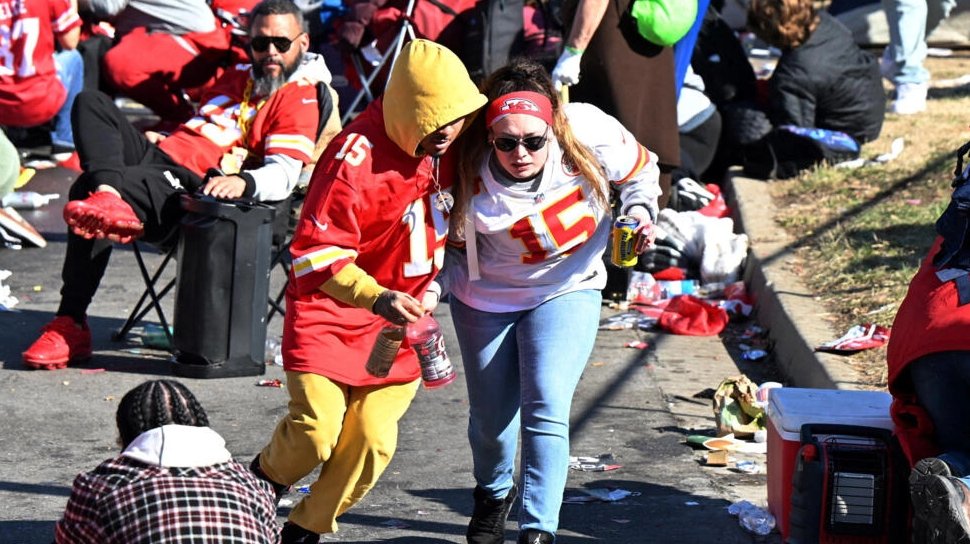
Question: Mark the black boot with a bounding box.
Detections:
[518,529,554,543]
[249,454,290,503]
[280,521,320,543]
[466,484,518,544]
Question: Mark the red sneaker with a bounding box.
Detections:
[63,191,144,243]
[23,316,93,370]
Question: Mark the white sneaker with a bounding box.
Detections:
[890,82,928,115]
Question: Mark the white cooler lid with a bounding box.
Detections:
[767,388,893,436]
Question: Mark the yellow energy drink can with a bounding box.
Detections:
[611,215,639,267]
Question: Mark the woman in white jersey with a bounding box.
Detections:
[443,58,662,544]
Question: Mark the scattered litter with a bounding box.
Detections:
[257,379,285,388]
[570,454,622,472]
[815,323,890,354]
[741,349,768,361]
[264,336,283,366]
[686,434,715,448]
[381,519,410,529]
[278,498,295,507]
[624,340,649,350]
[62,381,69,386]
[80,368,106,374]
[1,191,59,209]
[598,311,655,331]
[138,324,172,349]
[931,73,970,88]
[0,270,18,310]
[296,485,311,494]
[728,500,776,536]
[734,460,761,474]
[563,488,640,504]
[874,137,905,163]
[905,199,922,206]
[834,137,905,169]
[22,158,57,170]
[865,303,896,315]
[32,285,42,292]
[703,436,742,451]
[705,450,729,466]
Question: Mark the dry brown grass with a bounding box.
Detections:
[767,54,970,388]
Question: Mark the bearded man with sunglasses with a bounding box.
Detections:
[22,0,330,370]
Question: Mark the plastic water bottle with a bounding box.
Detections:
[264,336,283,366]
[366,325,405,377]
[1,191,59,209]
[406,314,456,388]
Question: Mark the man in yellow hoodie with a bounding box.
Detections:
[250,39,487,542]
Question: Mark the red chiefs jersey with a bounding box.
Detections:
[159,65,319,177]
[0,0,80,126]
[283,99,452,385]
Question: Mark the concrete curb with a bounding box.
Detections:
[725,169,869,390]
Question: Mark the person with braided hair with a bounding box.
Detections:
[55,380,280,543]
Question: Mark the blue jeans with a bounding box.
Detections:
[450,290,601,535]
[881,0,956,85]
[52,49,83,149]
[909,351,970,477]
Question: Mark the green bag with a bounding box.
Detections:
[629,0,697,46]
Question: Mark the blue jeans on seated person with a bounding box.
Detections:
[450,289,601,535]
[909,351,970,478]
[52,49,83,150]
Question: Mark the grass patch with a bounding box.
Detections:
[766,55,970,386]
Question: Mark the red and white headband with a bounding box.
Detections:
[484,91,554,127]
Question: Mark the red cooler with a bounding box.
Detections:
[766,388,893,541]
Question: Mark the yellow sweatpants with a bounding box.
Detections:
[259,370,420,534]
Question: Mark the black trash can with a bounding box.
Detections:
[172,194,276,378]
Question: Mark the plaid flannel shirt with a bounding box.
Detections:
[55,456,280,543]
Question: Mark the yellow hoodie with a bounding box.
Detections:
[382,39,487,157]
[319,39,486,310]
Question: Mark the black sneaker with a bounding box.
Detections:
[466,484,518,544]
[250,454,291,503]
[911,456,954,543]
[912,475,970,543]
[517,529,554,544]
[280,521,320,543]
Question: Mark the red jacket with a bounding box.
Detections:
[887,237,970,464]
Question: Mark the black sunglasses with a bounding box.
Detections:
[250,33,303,53]
[492,127,549,153]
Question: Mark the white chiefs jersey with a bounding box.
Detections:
[445,102,661,312]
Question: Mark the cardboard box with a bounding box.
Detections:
[766,388,893,540]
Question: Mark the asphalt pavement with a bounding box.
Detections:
[0,164,817,543]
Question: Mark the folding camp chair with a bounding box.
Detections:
[341,0,416,125]
[112,81,340,347]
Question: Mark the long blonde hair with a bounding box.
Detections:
[452,58,609,233]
